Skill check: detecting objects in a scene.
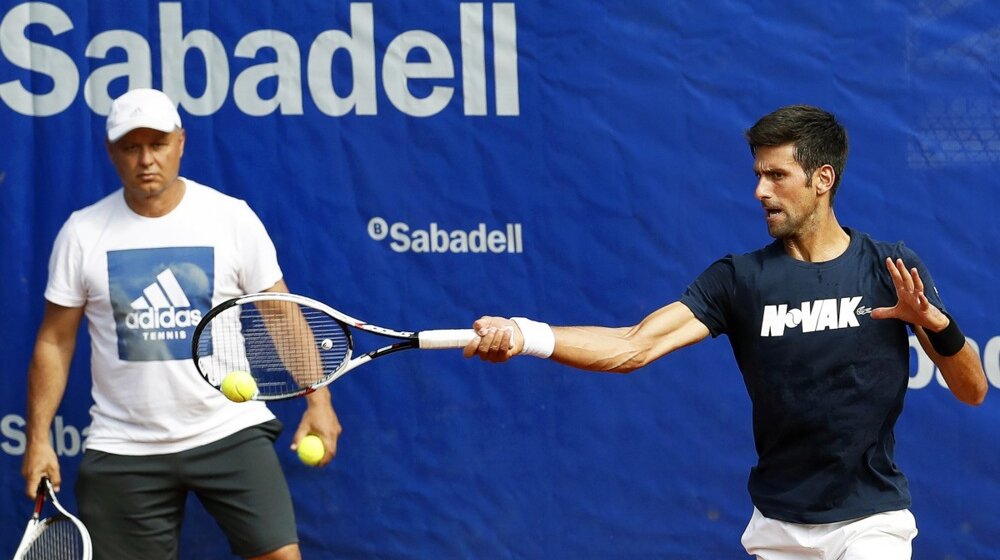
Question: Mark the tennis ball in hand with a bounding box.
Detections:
[297,435,325,466]
[220,370,257,402]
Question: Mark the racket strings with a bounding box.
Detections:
[198,300,350,397]
[20,517,86,560]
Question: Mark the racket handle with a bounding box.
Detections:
[418,329,478,349]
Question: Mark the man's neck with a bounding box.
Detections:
[781,212,850,263]
[125,177,186,218]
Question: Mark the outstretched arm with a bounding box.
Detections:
[464,301,711,373]
[871,258,987,405]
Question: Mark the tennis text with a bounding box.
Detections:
[0,2,519,118]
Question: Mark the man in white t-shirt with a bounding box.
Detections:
[21,88,340,560]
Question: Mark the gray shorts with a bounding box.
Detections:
[76,420,297,559]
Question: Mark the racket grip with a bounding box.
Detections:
[418,329,478,349]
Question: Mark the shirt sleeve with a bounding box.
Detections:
[235,201,283,293]
[679,256,736,338]
[43,214,87,308]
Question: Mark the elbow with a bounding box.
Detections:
[962,382,988,407]
[954,377,988,406]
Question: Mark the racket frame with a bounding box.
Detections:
[13,477,93,560]
[192,292,473,400]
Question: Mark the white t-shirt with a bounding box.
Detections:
[45,178,279,455]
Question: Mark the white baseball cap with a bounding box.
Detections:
[106,88,182,143]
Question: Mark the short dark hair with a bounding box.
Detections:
[745,105,849,201]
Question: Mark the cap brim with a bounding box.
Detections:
[107,118,178,143]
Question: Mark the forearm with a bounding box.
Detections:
[25,341,73,445]
[549,303,710,373]
[22,303,83,492]
[549,326,646,372]
[918,327,988,405]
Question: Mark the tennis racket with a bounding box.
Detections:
[13,477,92,560]
[192,292,476,400]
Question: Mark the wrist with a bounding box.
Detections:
[511,317,555,359]
[27,435,51,446]
[305,386,331,405]
[925,311,965,357]
[926,310,950,333]
[26,425,53,445]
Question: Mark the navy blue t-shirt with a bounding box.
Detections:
[679,228,944,524]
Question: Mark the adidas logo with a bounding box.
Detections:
[124,269,203,330]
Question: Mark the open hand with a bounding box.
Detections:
[870,257,948,332]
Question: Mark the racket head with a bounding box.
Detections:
[15,517,91,560]
[14,478,92,560]
[192,293,355,400]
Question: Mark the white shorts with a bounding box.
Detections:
[741,507,918,560]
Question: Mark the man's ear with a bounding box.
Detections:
[813,164,836,196]
[177,128,186,157]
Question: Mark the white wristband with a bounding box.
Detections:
[511,317,555,359]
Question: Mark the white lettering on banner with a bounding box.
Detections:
[910,335,1000,390]
[83,28,153,114]
[307,3,376,116]
[0,2,79,116]
[983,336,1000,389]
[0,2,520,118]
[367,217,522,254]
[0,413,25,454]
[1,414,90,457]
[160,2,227,116]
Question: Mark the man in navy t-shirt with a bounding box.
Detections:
[463,105,987,559]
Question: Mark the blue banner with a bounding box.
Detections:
[2,1,997,558]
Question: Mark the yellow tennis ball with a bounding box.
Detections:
[297,434,325,466]
[220,370,257,402]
